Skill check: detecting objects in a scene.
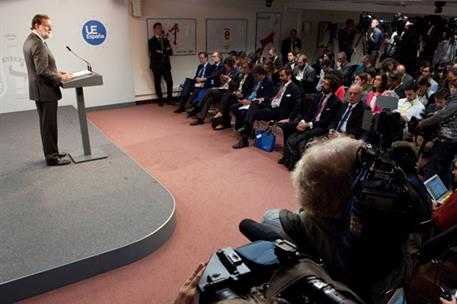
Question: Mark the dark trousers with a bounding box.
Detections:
[35,101,59,161]
[179,78,195,106]
[219,91,237,127]
[152,67,173,100]
[230,102,247,130]
[423,140,457,188]
[284,127,327,170]
[197,89,224,119]
[243,103,281,134]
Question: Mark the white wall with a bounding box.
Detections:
[0,0,134,114]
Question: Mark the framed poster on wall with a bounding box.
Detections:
[316,21,332,49]
[255,12,281,53]
[147,18,196,55]
[206,19,248,53]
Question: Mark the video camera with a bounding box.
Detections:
[196,239,364,304]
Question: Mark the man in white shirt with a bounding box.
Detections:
[396,82,425,122]
[421,64,439,96]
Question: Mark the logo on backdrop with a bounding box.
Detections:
[82,20,107,46]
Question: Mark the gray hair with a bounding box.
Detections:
[291,136,364,219]
[382,90,399,98]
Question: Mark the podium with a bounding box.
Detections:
[61,72,107,163]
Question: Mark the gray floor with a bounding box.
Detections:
[0,106,175,303]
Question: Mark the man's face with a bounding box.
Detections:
[362,56,370,65]
[388,77,399,87]
[337,55,345,65]
[418,84,427,96]
[422,67,432,79]
[290,30,297,39]
[268,49,275,59]
[322,79,331,94]
[287,52,295,63]
[154,25,163,36]
[435,98,446,110]
[36,18,52,40]
[371,20,378,29]
[242,64,251,74]
[211,53,220,64]
[405,89,417,102]
[254,73,263,82]
[354,75,363,86]
[297,56,305,68]
[279,70,290,83]
[347,87,362,104]
[447,71,457,88]
[198,54,207,64]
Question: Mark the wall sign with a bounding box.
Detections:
[82,20,107,46]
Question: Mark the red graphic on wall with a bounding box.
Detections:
[224,27,231,40]
[260,32,275,48]
[165,23,180,45]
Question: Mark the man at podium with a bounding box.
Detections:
[23,14,73,166]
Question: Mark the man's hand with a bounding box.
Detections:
[195,77,205,83]
[278,118,290,124]
[440,295,456,304]
[174,263,205,304]
[240,99,250,106]
[234,92,242,98]
[328,129,341,139]
[60,72,73,81]
[416,121,424,130]
[156,50,163,54]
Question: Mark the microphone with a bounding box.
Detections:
[66,46,92,72]
[239,218,282,242]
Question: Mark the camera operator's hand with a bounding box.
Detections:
[174,263,205,304]
[440,295,456,304]
[416,121,424,130]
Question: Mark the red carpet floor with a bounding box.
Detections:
[21,104,298,304]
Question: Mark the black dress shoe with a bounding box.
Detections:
[158,101,164,107]
[174,105,186,113]
[58,152,68,158]
[190,118,204,126]
[232,137,249,149]
[46,158,71,166]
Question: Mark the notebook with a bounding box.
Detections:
[424,174,452,204]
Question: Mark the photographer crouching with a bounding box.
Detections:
[418,67,457,188]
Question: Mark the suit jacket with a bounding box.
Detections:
[281,37,302,60]
[329,100,368,139]
[205,62,225,87]
[305,93,342,130]
[148,35,173,70]
[268,82,302,120]
[256,76,275,101]
[293,64,316,82]
[23,33,62,102]
[338,62,354,87]
[194,62,213,79]
[231,73,255,97]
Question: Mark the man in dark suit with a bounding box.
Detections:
[233,67,301,149]
[174,51,212,113]
[328,84,369,140]
[293,54,316,84]
[23,14,73,166]
[281,29,302,63]
[148,22,173,106]
[279,75,342,170]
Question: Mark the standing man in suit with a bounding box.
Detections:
[148,22,173,106]
[281,29,302,64]
[23,14,73,166]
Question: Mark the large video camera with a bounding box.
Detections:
[196,239,363,304]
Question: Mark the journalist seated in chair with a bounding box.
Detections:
[327,84,370,141]
[187,51,224,116]
[211,59,255,131]
[232,67,301,149]
[190,56,239,126]
[292,54,316,84]
[175,51,213,113]
[278,75,341,170]
[230,65,274,133]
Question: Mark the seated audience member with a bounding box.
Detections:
[212,60,255,130]
[354,55,372,75]
[175,51,213,113]
[187,51,225,115]
[388,70,406,99]
[380,57,398,76]
[235,51,247,72]
[396,64,414,86]
[293,54,316,84]
[190,56,239,126]
[268,47,282,70]
[279,76,341,170]
[327,84,369,140]
[426,88,449,115]
[432,159,457,233]
[264,60,280,85]
[233,67,301,149]
[316,59,333,92]
[366,73,388,113]
[396,82,425,122]
[285,51,296,70]
[365,67,376,91]
[421,61,440,95]
[354,72,369,100]
[418,67,457,187]
[281,29,302,64]
[252,48,264,65]
[230,65,274,133]
[336,51,353,87]
[328,70,346,102]
[417,76,432,106]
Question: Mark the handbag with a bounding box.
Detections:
[254,122,276,152]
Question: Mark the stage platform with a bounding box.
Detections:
[0,106,176,303]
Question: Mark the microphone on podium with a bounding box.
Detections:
[66,46,92,72]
